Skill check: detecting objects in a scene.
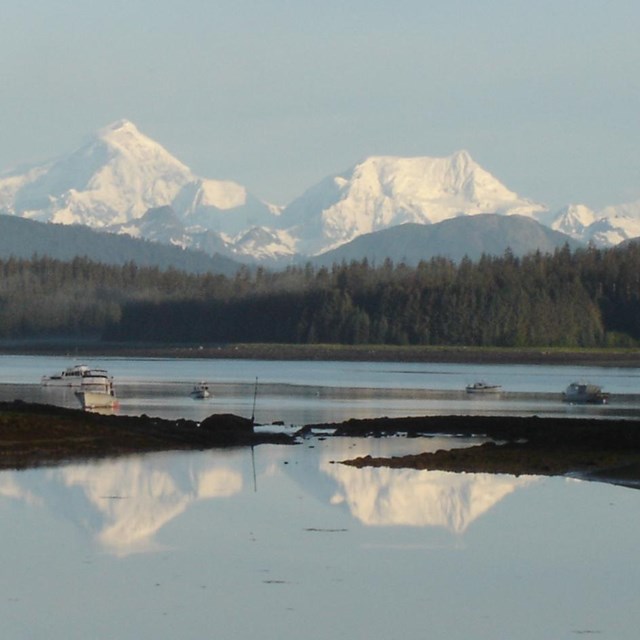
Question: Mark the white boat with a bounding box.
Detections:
[190,382,210,399]
[41,364,112,389]
[563,382,609,404]
[466,381,502,394]
[75,388,118,410]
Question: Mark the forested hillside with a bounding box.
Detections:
[0,214,240,275]
[1,245,639,347]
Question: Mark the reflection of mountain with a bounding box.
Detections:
[323,465,535,533]
[58,459,243,554]
[286,440,537,533]
[0,441,537,556]
[0,451,251,556]
[0,475,42,506]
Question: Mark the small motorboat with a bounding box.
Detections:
[465,381,502,394]
[563,382,609,404]
[190,383,210,399]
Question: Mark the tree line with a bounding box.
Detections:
[1,244,639,347]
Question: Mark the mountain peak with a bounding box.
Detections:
[98,119,140,137]
[450,148,473,162]
[281,151,548,255]
[0,120,278,239]
[92,119,171,159]
[94,120,146,149]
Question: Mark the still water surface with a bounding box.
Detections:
[1,354,640,423]
[1,355,640,638]
[1,439,640,639]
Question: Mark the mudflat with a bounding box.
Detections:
[0,400,293,471]
[4,398,640,488]
[306,414,640,486]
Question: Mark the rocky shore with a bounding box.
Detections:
[3,400,640,486]
[326,414,640,485]
[0,400,294,471]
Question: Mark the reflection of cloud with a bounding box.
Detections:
[323,462,536,533]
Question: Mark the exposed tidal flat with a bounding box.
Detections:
[0,400,294,471]
[326,414,640,486]
[2,400,640,487]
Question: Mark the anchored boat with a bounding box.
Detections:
[465,381,502,394]
[42,364,111,388]
[190,382,210,399]
[41,363,117,409]
[75,387,118,410]
[563,382,609,404]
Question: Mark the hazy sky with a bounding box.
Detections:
[1,0,638,210]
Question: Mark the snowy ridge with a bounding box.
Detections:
[542,204,596,238]
[7,120,195,226]
[0,120,277,236]
[541,199,640,247]
[280,152,548,255]
[0,120,639,261]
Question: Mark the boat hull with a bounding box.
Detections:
[75,390,118,410]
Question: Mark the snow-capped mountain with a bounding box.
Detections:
[586,199,640,246]
[0,120,638,263]
[541,204,596,238]
[0,119,279,237]
[540,200,640,247]
[279,151,548,255]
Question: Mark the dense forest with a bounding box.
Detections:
[0,244,639,347]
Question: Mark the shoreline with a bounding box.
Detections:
[323,414,640,486]
[3,402,640,486]
[0,400,293,471]
[0,342,639,367]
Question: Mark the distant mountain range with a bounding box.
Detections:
[0,120,637,267]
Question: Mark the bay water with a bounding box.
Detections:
[1,355,639,638]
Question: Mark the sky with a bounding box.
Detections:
[0,0,639,210]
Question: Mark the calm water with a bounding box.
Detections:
[1,354,640,423]
[1,355,640,638]
[1,439,640,639]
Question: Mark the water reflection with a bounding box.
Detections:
[285,438,538,532]
[0,438,539,555]
[322,466,536,532]
[3,439,640,639]
[0,451,247,556]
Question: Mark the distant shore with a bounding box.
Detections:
[0,341,639,367]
